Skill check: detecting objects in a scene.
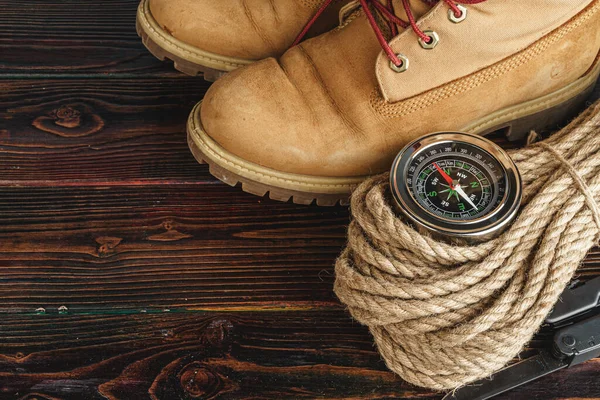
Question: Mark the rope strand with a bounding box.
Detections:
[334,99,600,390]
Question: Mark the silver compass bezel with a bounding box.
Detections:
[390,132,522,242]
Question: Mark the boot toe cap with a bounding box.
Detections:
[200,59,314,174]
[199,58,385,178]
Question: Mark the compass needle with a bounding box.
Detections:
[456,185,478,210]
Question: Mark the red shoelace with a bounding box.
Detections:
[293,0,488,68]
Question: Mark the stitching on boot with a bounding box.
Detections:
[466,56,600,133]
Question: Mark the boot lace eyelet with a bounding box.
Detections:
[448,5,467,23]
[418,30,439,50]
[389,54,409,73]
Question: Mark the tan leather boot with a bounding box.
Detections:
[189,0,600,205]
[136,0,352,81]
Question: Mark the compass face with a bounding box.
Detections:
[406,141,506,221]
[390,132,522,241]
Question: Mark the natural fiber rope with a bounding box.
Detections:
[334,99,600,390]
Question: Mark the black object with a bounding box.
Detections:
[444,277,600,400]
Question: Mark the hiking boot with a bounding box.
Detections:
[136,0,352,81]
[188,0,600,204]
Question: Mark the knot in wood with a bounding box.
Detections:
[32,102,104,138]
[50,105,81,128]
[202,319,234,348]
[179,363,220,398]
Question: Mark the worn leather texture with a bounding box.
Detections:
[148,0,351,59]
[200,0,600,177]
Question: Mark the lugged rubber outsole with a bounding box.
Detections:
[135,0,252,81]
[187,61,600,207]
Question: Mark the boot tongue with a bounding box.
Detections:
[391,0,435,21]
[372,0,436,40]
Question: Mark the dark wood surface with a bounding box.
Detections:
[0,1,599,399]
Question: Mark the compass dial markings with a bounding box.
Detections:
[406,142,506,222]
[391,133,522,241]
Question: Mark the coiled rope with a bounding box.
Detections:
[334,99,600,390]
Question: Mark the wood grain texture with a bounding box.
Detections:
[0,0,179,77]
[0,79,211,184]
[0,184,599,315]
[1,312,599,400]
[0,311,407,400]
[0,0,599,398]
[0,185,349,313]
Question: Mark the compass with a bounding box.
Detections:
[390,132,522,241]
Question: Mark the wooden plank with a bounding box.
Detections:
[0,185,598,314]
[0,185,348,313]
[0,0,179,77]
[0,311,412,400]
[0,78,212,184]
[1,311,599,400]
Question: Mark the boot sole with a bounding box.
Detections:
[135,0,253,81]
[187,60,600,206]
